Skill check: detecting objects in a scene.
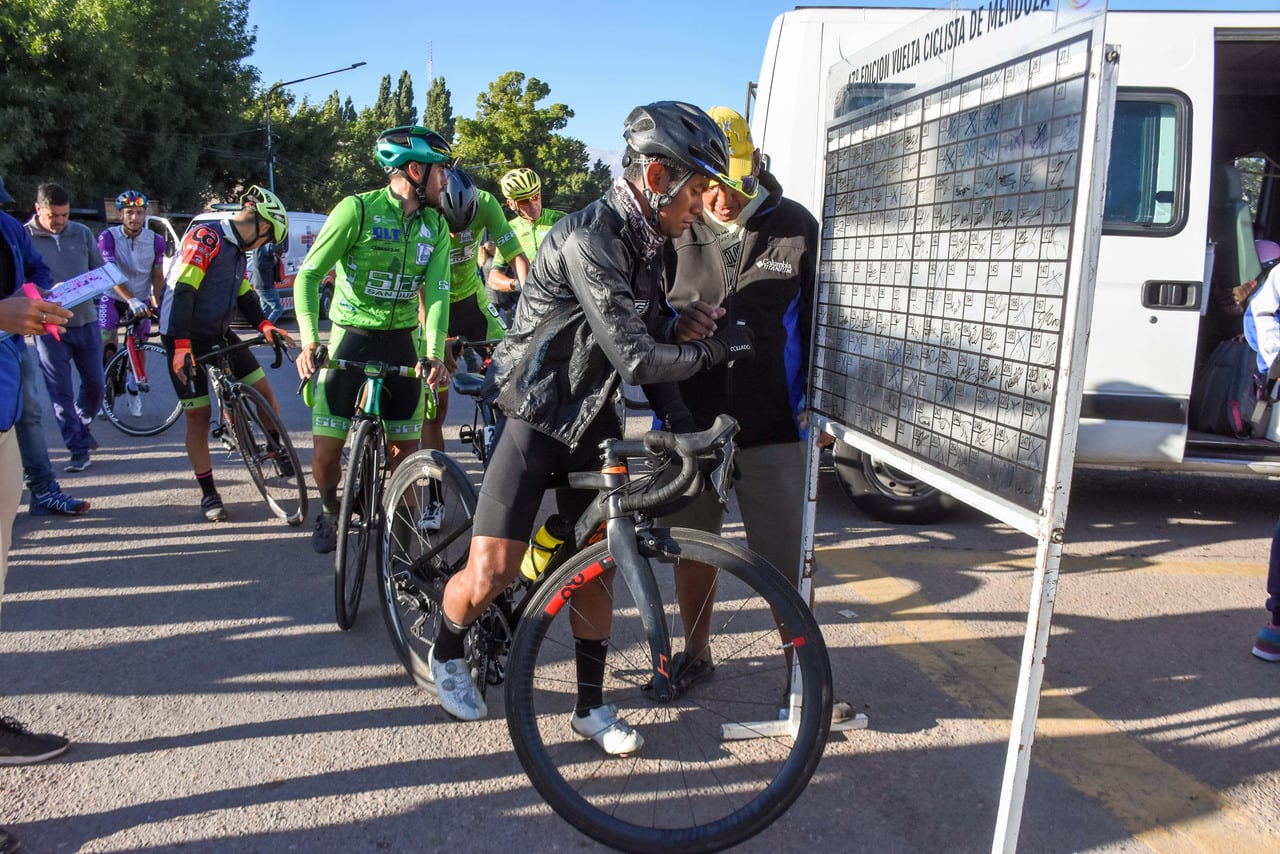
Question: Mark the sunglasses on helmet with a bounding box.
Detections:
[708,173,759,198]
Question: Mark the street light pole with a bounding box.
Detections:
[265,61,367,194]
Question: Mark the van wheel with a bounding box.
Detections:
[831,440,957,524]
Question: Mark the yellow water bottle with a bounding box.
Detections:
[521,515,571,581]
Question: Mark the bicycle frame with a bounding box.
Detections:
[122,311,154,392]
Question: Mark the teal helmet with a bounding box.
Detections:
[374,125,454,172]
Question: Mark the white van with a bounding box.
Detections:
[185,210,334,318]
[753,6,1280,521]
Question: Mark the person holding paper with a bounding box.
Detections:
[0,179,74,854]
[24,182,106,473]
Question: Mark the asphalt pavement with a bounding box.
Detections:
[2,331,1278,852]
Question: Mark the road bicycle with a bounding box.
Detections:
[379,414,833,852]
[309,348,434,631]
[100,306,182,436]
[189,333,308,526]
[448,337,502,468]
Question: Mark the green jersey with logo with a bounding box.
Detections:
[295,186,452,360]
[495,207,568,266]
[448,189,523,302]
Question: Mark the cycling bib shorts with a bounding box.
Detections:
[311,324,425,442]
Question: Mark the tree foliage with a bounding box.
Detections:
[0,4,611,218]
[425,77,455,144]
[0,0,257,212]
[454,72,612,212]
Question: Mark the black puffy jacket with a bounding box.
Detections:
[492,184,719,450]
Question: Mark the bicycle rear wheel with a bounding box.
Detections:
[335,419,382,630]
[505,528,833,853]
[101,343,181,437]
[230,385,308,526]
[379,449,477,687]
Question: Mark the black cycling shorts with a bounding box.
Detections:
[162,330,263,408]
[473,409,621,542]
[314,325,423,435]
[448,291,490,342]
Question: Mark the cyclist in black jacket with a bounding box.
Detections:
[429,102,754,754]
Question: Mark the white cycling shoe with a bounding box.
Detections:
[571,704,644,755]
[430,653,487,721]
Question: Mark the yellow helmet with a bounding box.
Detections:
[500,167,541,202]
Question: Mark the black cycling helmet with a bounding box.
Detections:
[441,167,478,233]
[622,101,733,215]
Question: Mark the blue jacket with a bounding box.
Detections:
[0,210,51,429]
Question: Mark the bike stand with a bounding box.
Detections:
[721,701,867,740]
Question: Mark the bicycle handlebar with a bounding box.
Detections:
[612,414,739,514]
[448,337,503,358]
[194,333,288,370]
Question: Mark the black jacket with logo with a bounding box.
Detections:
[492,184,721,450]
[660,170,818,448]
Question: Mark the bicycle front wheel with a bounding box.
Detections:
[379,449,477,687]
[505,528,833,854]
[335,419,382,630]
[230,385,308,526]
[101,343,181,437]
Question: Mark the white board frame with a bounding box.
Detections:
[796,1,1118,850]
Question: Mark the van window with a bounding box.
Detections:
[1102,89,1190,236]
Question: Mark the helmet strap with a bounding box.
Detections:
[639,161,692,224]
[395,163,432,210]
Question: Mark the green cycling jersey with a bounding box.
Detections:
[294,186,452,361]
[447,189,523,302]
[495,207,568,266]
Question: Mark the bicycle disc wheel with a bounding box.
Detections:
[101,343,181,437]
[505,528,833,853]
[335,419,382,630]
[231,385,308,526]
[379,449,478,687]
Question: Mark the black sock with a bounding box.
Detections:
[433,614,471,663]
[574,637,608,716]
[319,486,339,515]
[195,469,218,500]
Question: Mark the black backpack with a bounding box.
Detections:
[1188,336,1270,438]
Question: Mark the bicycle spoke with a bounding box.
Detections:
[378,450,478,688]
[232,385,307,526]
[101,343,181,436]
[506,531,832,852]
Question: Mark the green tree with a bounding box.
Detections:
[0,0,257,212]
[425,76,455,143]
[453,71,611,212]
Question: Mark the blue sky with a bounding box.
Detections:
[247,0,1280,159]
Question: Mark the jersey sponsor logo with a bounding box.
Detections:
[494,227,515,245]
[756,257,794,275]
[417,242,434,266]
[419,223,434,240]
[635,299,650,314]
[314,414,350,431]
[449,244,474,265]
[372,226,402,242]
[435,279,450,292]
[363,270,424,300]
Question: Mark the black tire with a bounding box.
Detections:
[100,343,181,437]
[379,449,478,687]
[505,528,833,854]
[831,440,958,524]
[230,385,308,526]
[334,419,382,630]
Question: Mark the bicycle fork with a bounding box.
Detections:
[125,334,149,393]
[607,518,678,702]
